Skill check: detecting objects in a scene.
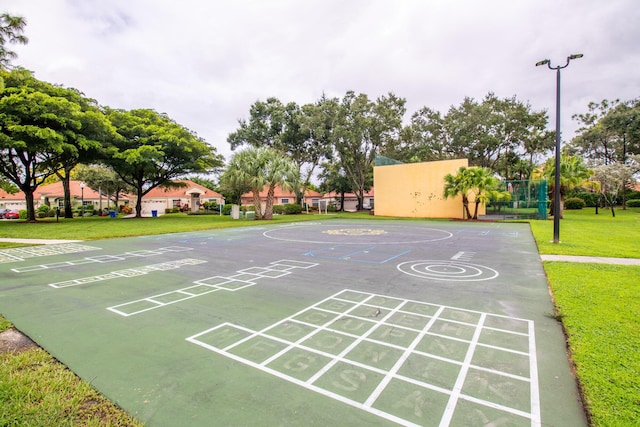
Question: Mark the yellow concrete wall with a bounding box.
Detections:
[374,158,485,219]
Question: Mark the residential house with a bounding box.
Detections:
[0,179,223,216]
[0,180,127,213]
[141,180,224,215]
[321,188,374,212]
[240,185,323,210]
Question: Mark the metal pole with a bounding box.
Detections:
[553,67,561,243]
[536,54,583,244]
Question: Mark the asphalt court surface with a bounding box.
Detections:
[0,220,587,426]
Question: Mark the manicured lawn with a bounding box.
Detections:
[1,208,638,426]
[529,207,640,258]
[529,207,640,427]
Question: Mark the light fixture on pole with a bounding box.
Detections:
[536,53,583,244]
[80,182,85,217]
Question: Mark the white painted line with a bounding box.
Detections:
[107,259,318,316]
[529,320,541,426]
[49,259,206,288]
[439,313,487,427]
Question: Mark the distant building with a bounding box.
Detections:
[0,179,223,216]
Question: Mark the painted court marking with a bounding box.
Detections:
[187,289,540,427]
[11,246,192,273]
[263,224,453,245]
[48,258,206,289]
[0,243,101,264]
[107,259,318,317]
[397,258,499,282]
[303,245,411,264]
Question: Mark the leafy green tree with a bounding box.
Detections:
[532,154,593,219]
[400,93,552,176]
[75,164,133,211]
[0,68,105,221]
[48,90,118,217]
[227,97,328,203]
[329,91,406,210]
[318,161,352,212]
[221,147,298,220]
[0,13,28,69]
[104,108,224,217]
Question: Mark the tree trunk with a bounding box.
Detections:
[252,189,263,219]
[135,192,143,218]
[62,176,73,218]
[264,185,276,220]
[24,188,37,222]
[462,195,472,219]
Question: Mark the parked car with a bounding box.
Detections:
[3,210,20,219]
[0,208,8,218]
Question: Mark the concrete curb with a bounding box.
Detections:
[540,254,640,265]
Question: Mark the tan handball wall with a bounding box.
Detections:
[374,158,484,219]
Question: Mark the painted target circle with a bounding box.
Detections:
[397,260,499,282]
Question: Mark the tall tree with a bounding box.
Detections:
[330,91,406,210]
[48,89,118,217]
[442,166,473,219]
[221,147,298,220]
[104,108,224,217]
[0,13,28,69]
[0,68,103,221]
[227,97,328,203]
[400,93,552,176]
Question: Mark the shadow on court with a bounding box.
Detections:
[0,220,587,426]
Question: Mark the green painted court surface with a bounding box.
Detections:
[0,220,587,426]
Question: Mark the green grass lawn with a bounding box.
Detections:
[528,207,640,427]
[1,208,639,426]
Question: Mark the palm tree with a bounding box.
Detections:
[0,13,28,69]
[444,166,509,219]
[443,166,473,219]
[466,167,509,219]
[223,147,299,220]
[531,154,593,219]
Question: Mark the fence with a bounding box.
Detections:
[485,179,548,220]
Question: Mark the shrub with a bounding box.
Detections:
[18,209,27,219]
[565,197,586,210]
[222,204,233,215]
[627,199,640,208]
[120,205,132,215]
[283,203,302,214]
[37,205,50,214]
[569,192,599,207]
[201,201,219,211]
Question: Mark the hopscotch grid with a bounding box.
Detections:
[49,258,206,288]
[107,259,318,316]
[306,299,410,385]
[259,294,379,367]
[0,243,101,264]
[187,289,539,427]
[12,246,193,272]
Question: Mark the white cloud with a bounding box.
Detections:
[3,0,639,163]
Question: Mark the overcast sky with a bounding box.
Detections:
[4,0,639,163]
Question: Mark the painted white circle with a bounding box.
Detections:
[263,224,453,245]
[398,260,499,281]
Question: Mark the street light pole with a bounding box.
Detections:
[536,53,583,244]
